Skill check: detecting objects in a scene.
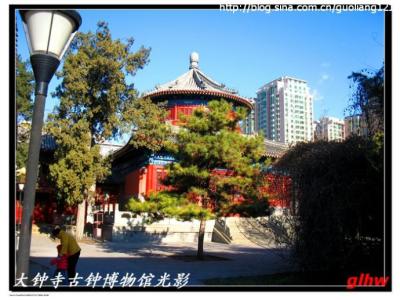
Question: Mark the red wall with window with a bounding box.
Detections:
[132,163,292,209]
[167,105,200,125]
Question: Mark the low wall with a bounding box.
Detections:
[108,207,280,245]
[111,212,215,243]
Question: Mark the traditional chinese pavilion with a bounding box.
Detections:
[110,52,255,203]
[26,53,291,242]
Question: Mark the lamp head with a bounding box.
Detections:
[19,10,82,95]
[19,10,81,60]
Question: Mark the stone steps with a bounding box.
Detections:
[218,217,277,248]
[28,218,278,248]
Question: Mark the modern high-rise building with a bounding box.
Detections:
[241,98,256,135]
[255,76,313,144]
[312,121,318,141]
[315,117,345,142]
[344,115,368,138]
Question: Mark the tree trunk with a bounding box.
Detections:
[76,183,96,240]
[75,199,86,240]
[197,218,206,259]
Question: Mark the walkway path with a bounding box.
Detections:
[28,232,292,287]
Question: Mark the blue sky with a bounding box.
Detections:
[16,8,384,124]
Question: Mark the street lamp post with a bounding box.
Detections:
[18,183,24,203]
[16,10,81,283]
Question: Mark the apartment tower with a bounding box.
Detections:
[255,77,313,144]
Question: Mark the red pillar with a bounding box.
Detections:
[146,165,158,195]
[174,105,178,121]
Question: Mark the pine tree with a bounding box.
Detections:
[16,54,34,122]
[15,54,34,170]
[127,97,171,153]
[48,21,154,239]
[127,100,269,259]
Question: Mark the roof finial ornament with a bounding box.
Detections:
[189,52,199,69]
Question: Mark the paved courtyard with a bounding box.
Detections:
[26,232,292,287]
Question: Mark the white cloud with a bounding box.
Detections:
[311,89,324,101]
[318,73,330,84]
[321,62,331,68]
[321,74,329,80]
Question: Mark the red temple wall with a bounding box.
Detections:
[167,105,199,125]
[124,169,140,197]
[124,163,292,209]
[146,164,169,195]
[123,164,169,199]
